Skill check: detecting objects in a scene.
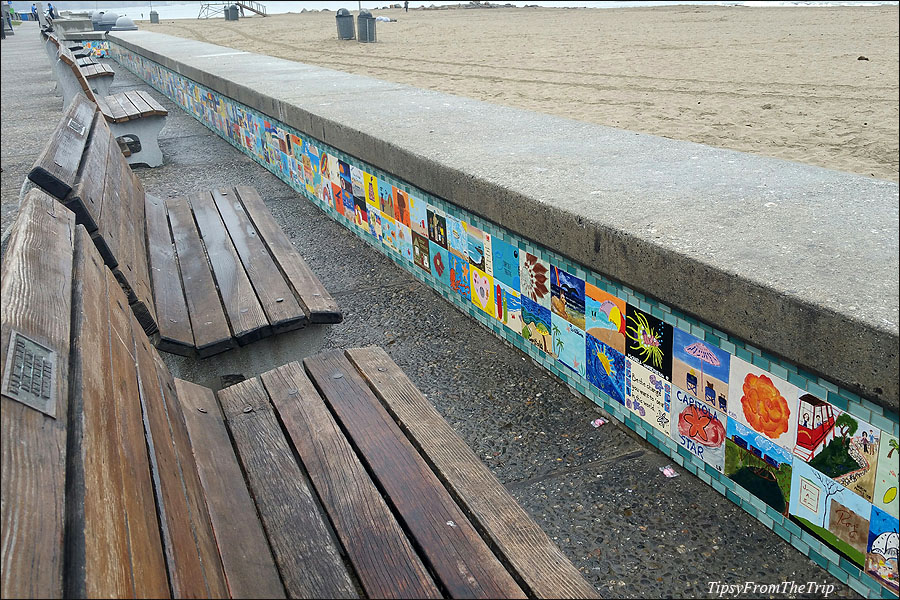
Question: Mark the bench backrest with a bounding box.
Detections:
[28,95,157,334]
[1,190,229,598]
[57,44,99,103]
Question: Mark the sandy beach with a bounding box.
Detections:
[147,4,899,182]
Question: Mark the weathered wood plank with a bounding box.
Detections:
[166,197,234,357]
[218,378,358,599]
[261,362,441,600]
[64,110,110,233]
[113,158,157,335]
[190,190,270,345]
[100,93,130,123]
[347,347,602,599]
[69,227,162,598]
[304,351,526,599]
[125,90,154,118]
[145,194,194,354]
[234,186,342,324]
[134,330,229,599]
[210,188,305,333]
[136,90,168,117]
[103,266,171,598]
[176,379,286,600]
[94,127,124,269]
[0,191,75,599]
[28,95,95,200]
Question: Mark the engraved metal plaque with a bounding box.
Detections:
[67,118,86,137]
[2,330,58,418]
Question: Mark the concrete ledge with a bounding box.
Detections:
[108,31,899,411]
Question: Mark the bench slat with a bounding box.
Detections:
[137,90,169,117]
[94,127,124,268]
[125,90,154,118]
[347,347,603,599]
[166,197,234,357]
[218,379,359,599]
[28,95,95,199]
[210,188,305,333]
[100,93,131,123]
[105,266,173,598]
[235,185,342,324]
[134,333,229,598]
[175,379,286,599]
[304,351,526,600]
[145,195,194,354]
[190,190,271,344]
[70,228,170,598]
[262,362,442,600]
[116,166,158,335]
[65,110,110,233]
[0,191,76,600]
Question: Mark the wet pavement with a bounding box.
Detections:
[0,21,857,598]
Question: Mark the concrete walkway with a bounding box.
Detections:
[0,21,855,598]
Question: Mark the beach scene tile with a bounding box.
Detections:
[585,283,626,355]
[550,265,586,330]
[672,327,731,413]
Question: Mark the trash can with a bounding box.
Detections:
[336,8,354,40]
[357,9,375,43]
[149,10,158,23]
[225,4,239,21]
[91,10,104,30]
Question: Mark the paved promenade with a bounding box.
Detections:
[0,21,856,598]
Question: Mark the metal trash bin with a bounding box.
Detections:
[111,15,137,31]
[91,10,104,30]
[336,8,354,40]
[357,9,375,43]
[149,10,158,23]
[225,4,239,21]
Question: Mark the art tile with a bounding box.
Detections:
[426,206,449,249]
[494,281,522,335]
[470,265,495,316]
[728,356,800,455]
[429,240,450,288]
[586,333,626,406]
[378,176,395,216]
[466,223,487,272]
[519,251,551,309]
[726,419,794,517]
[410,194,428,237]
[672,327,731,413]
[585,283,626,356]
[670,387,728,473]
[491,236,520,290]
[866,506,899,594]
[873,434,899,519]
[626,359,672,436]
[412,232,431,272]
[550,265,586,331]
[447,215,467,259]
[448,252,471,301]
[789,459,872,568]
[625,304,673,381]
[521,296,552,354]
[392,186,411,228]
[363,171,380,208]
[551,313,586,378]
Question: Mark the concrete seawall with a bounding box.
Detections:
[107,31,899,413]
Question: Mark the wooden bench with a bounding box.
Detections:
[1,190,600,600]
[43,31,111,85]
[28,95,342,356]
[51,44,166,167]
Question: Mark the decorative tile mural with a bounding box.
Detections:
[107,43,900,598]
[79,40,109,57]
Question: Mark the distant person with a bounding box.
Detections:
[47,3,56,19]
[31,3,37,21]
[404,1,409,11]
